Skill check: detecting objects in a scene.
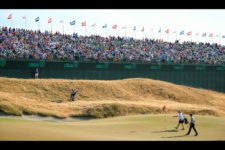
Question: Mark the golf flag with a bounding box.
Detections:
[133,26,136,31]
[209,33,213,37]
[70,20,75,25]
[102,24,107,28]
[81,21,86,26]
[35,17,39,22]
[112,24,117,29]
[162,105,166,112]
[141,27,144,32]
[202,33,206,37]
[48,18,52,23]
[165,29,169,34]
[187,31,192,36]
[8,14,12,19]
[60,20,63,23]
[180,31,184,35]
[22,16,26,19]
[91,23,96,27]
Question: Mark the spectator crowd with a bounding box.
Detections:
[0,26,224,64]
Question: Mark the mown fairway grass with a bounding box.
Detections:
[1,114,225,141]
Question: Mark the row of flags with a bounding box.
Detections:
[6,14,225,38]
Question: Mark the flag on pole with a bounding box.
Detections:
[158,28,161,33]
[60,20,63,23]
[222,35,225,38]
[91,23,96,27]
[165,29,169,34]
[187,31,192,36]
[202,33,206,37]
[8,14,12,19]
[35,17,39,22]
[180,31,184,35]
[102,24,107,28]
[141,27,144,32]
[209,33,213,37]
[81,21,86,26]
[70,20,75,25]
[162,105,166,112]
[22,16,26,19]
[48,18,52,23]
[112,24,117,29]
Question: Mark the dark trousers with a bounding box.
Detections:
[187,123,198,135]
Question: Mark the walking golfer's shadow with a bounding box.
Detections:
[152,129,178,133]
[160,134,187,138]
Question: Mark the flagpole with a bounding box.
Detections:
[38,21,40,31]
[11,19,12,29]
[219,35,220,45]
[51,23,52,33]
[106,27,107,37]
[198,35,199,43]
[25,18,27,29]
[63,22,64,35]
[95,25,97,35]
[85,26,87,36]
[74,24,76,34]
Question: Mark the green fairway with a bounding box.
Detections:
[0,114,225,141]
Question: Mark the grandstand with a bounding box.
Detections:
[0,26,225,93]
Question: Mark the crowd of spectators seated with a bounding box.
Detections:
[0,26,224,64]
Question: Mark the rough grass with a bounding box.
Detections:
[0,77,225,118]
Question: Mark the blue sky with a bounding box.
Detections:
[0,9,225,45]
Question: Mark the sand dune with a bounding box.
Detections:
[0,77,225,118]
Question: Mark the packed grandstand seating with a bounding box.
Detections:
[0,26,224,64]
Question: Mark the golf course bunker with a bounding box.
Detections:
[21,114,95,122]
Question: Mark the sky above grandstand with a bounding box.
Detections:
[0,9,225,45]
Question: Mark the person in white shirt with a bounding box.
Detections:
[175,111,185,130]
[186,113,198,136]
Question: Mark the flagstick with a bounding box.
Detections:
[95,25,97,35]
[85,26,87,36]
[106,28,107,37]
[11,19,12,29]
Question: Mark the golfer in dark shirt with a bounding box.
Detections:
[186,113,198,136]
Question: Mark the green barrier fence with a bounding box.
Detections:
[0,59,224,93]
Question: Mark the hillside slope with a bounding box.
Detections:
[0,77,225,118]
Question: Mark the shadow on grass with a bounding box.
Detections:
[152,129,178,133]
[160,134,187,138]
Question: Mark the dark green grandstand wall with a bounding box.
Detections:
[0,59,224,93]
